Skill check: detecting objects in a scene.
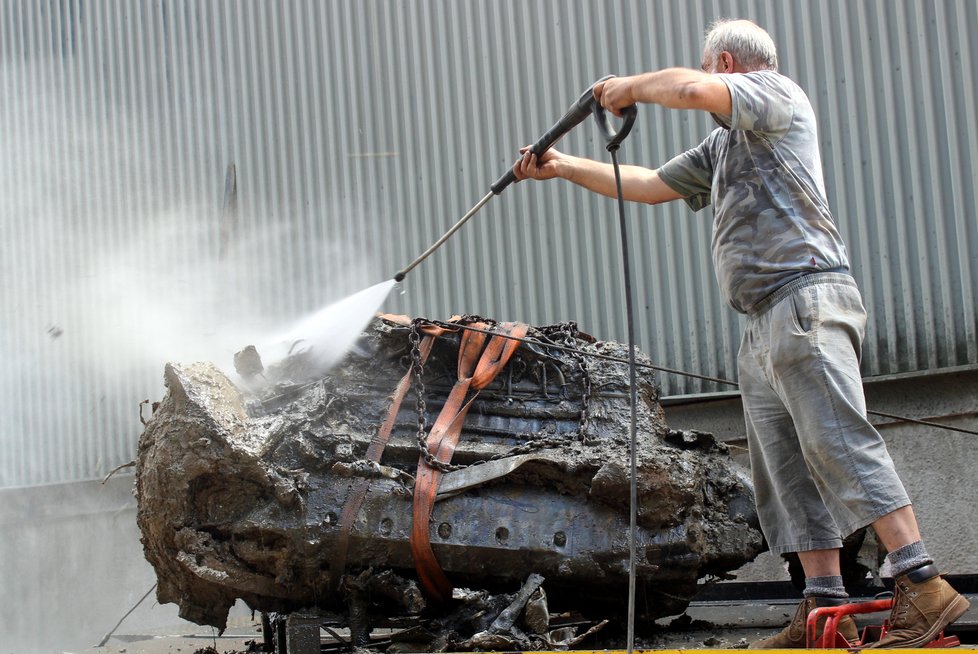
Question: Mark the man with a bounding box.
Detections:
[512,18,969,649]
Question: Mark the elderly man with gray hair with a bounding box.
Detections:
[514,18,968,649]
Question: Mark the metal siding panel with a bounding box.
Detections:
[948,0,978,365]
[1,0,976,486]
[933,0,978,367]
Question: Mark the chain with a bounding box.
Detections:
[486,433,581,459]
[410,319,438,469]
[411,320,468,473]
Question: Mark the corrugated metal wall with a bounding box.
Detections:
[2,0,976,487]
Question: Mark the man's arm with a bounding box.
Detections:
[594,69,732,117]
[513,148,683,205]
[511,67,727,204]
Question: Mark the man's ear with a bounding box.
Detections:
[720,51,733,72]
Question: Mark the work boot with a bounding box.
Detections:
[866,564,970,648]
[749,596,859,649]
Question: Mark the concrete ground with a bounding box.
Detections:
[76,593,978,654]
[75,613,262,654]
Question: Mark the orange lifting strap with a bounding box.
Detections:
[331,320,451,594]
[410,321,529,601]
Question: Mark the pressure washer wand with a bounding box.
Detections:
[393,75,615,282]
[393,190,494,282]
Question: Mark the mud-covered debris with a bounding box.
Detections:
[135,316,764,636]
[522,587,549,634]
[384,575,605,652]
[233,345,264,378]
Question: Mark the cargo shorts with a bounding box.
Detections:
[738,272,911,555]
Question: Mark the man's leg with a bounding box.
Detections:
[767,279,969,647]
[872,505,921,552]
[750,547,858,649]
[866,506,970,648]
[797,548,842,578]
[738,307,845,556]
[740,304,858,649]
[741,277,967,648]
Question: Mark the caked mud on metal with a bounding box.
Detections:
[134,316,763,633]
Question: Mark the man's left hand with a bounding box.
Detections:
[593,76,637,117]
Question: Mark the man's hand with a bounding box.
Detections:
[593,77,637,117]
[512,146,565,182]
[511,143,684,206]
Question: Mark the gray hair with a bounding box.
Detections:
[704,19,779,71]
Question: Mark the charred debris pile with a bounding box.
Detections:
[135,315,763,651]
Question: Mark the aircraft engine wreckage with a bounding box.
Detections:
[135,315,764,649]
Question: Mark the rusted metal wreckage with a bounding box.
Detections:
[135,315,764,649]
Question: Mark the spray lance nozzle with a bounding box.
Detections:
[393,75,636,283]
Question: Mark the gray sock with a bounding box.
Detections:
[885,540,934,578]
[803,575,848,599]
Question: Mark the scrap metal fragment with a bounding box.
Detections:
[487,573,545,635]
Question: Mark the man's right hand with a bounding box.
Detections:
[512,146,565,182]
[511,142,682,205]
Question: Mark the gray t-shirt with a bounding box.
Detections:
[658,70,849,314]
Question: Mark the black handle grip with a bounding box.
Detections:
[490,75,615,195]
[592,103,637,152]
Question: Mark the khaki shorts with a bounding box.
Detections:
[738,273,910,555]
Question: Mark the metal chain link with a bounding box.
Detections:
[487,433,581,459]
[560,323,593,445]
[411,320,470,473]
[410,319,443,471]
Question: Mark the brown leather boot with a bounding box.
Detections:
[749,596,859,649]
[866,564,970,648]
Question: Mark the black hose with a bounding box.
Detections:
[607,144,639,654]
[591,99,640,653]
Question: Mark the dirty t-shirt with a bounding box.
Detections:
[657,70,850,314]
